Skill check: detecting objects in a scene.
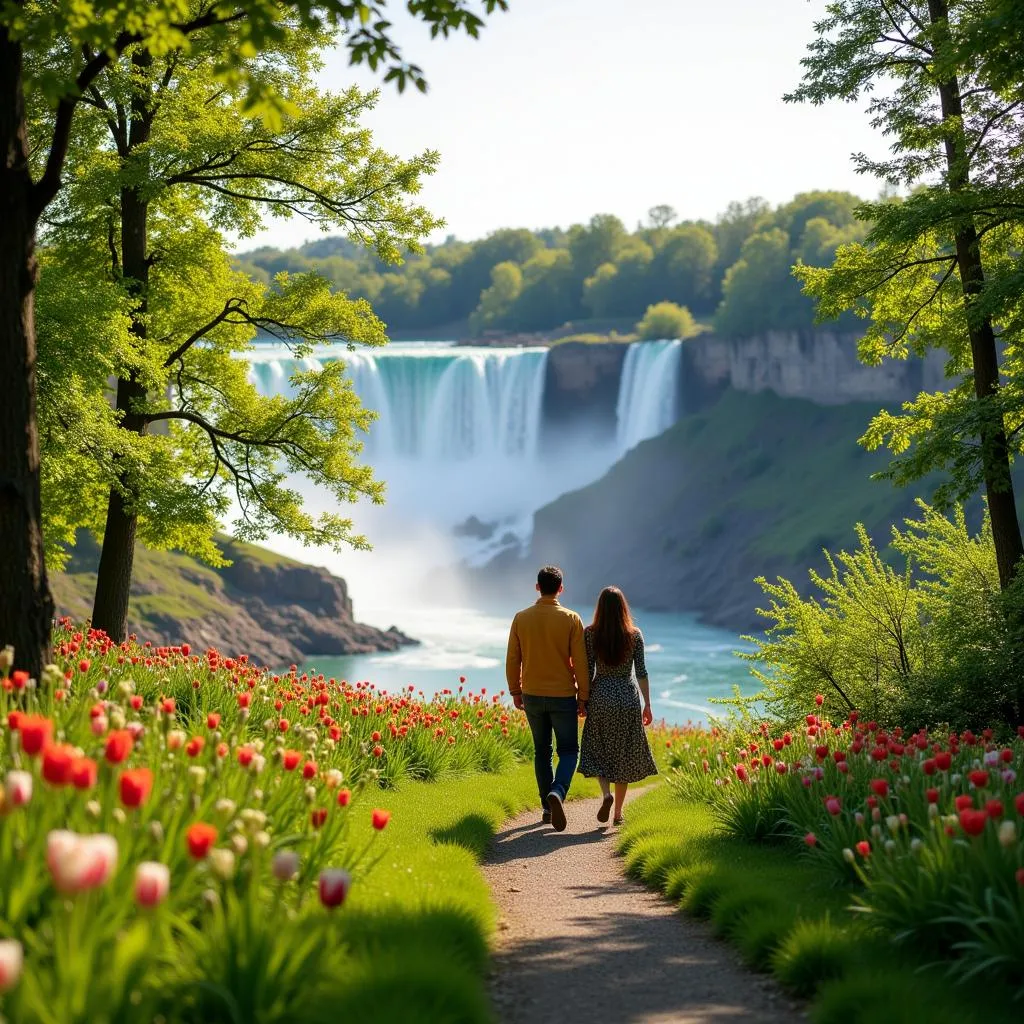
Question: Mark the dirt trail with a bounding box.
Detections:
[484,794,804,1024]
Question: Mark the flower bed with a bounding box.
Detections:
[665,701,1024,996]
[0,622,533,1022]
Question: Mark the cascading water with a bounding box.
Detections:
[615,339,683,454]
[245,338,683,581]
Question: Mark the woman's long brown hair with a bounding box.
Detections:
[589,586,635,666]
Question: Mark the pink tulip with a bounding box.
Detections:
[127,721,145,741]
[318,868,351,909]
[46,830,118,893]
[90,714,108,736]
[272,850,300,882]
[0,939,23,993]
[4,770,32,807]
[134,862,170,907]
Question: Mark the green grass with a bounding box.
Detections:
[617,786,1019,1024]
[336,764,602,1023]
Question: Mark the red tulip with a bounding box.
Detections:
[371,808,391,831]
[186,822,218,859]
[1017,867,1024,886]
[71,757,98,790]
[104,729,134,764]
[206,712,221,730]
[926,787,939,804]
[41,744,75,786]
[19,715,53,756]
[237,746,254,767]
[958,809,988,837]
[824,795,842,816]
[955,794,974,812]
[185,736,205,758]
[814,745,828,760]
[968,769,989,789]
[318,868,350,909]
[804,832,817,847]
[311,808,328,829]
[775,762,788,774]
[985,799,1004,819]
[855,840,871,858]
[120,768,153,808]
[130,695,143,710]
[337,788,352,807]
[1015,793,1024,816]
[869,778,889,798]
[935,751,952,771]
[814,694,824,706]
[302,760,318,780]
[282,750,301,771]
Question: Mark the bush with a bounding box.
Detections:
[634,301,701,340]
[740,501,1024,731]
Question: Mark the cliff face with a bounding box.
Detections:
[682,330,947,409]
[53,535,414,664]
[540,330,947,429]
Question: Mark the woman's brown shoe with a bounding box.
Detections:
[597,795,614,823]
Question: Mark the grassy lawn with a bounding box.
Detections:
[336,764,602,1023]
[617,786,1019,1024]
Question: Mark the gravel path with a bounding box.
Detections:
[484,793,804,1024]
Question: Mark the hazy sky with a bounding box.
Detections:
[239,0,886,252]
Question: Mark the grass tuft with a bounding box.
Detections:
[770,917,858,997]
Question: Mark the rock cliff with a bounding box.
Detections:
[53,535,414,664]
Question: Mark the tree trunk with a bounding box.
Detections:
[0,23,55,679]
[929,0,1024,589]
[91,52,153,641]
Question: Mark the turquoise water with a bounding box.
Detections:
[297,603,759,726]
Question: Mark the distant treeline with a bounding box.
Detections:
[237,191,870,337]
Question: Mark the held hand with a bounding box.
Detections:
[642,703,653,727]
[512,693,524,710]
[577,700,588,717]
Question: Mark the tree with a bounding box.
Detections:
[36,24,443,642]
[635,301,700,341]
[468,260,522,334]
[789,0,1024,590]
[1,0,506,676]
[653,225,718,313]
[647,204,678,229]
[581,239,655,319]
[715,228,801,336]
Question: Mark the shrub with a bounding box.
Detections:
[635,301,701,341]
[740,501,1024,731]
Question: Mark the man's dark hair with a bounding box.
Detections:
[537,565,563,596]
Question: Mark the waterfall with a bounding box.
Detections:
[248,343,548,464]
[615,340,683,454]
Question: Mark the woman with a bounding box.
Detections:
[578,586,658,825]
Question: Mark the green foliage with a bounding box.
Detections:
[635,301,700,341]
[742,501,1024,729]
[788,1,1024,583]
[619,783,1019,1022]
[240,190,870,338]
[32,23,448,569]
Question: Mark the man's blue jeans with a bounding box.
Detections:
[522,694,579,807]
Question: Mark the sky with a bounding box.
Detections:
[237,0,888,253]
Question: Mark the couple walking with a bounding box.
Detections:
[505,565,657,831]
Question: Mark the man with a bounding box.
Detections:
[505,565,589,832]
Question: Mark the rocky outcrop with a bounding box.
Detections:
[541,341,629,441]
[53,535,415,665]
[681,330,948,410]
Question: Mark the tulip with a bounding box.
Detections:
[272,850,300,881]
[968,769,989,789]
[337,788,352,807]
[206,712,221,730]
[134,862,170,907]
[935,751,952,771]
[371,808,391,831]
[41,743,75,786]
[824,796,841,816]
[318,868,351,909]
[120,768,153,808]
[167,729,186,751]
[71,757,98,791]
[104,729,134,764]
[803,832,817,847]
[18,714,53,756]
[958,809,988,837]
[302,760,318,780]
[311,808,328,829]
[855,840,871,858]
[869,778,889,798]
[186,822,218,859]
[91,714,108,737]
[4,770,32,807]
[282,750,301,771]
[209,848,236,880]
[998,820,1017,848]
[0,939,23,993]
[47,831,118,893]
[985,798,1004,820]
